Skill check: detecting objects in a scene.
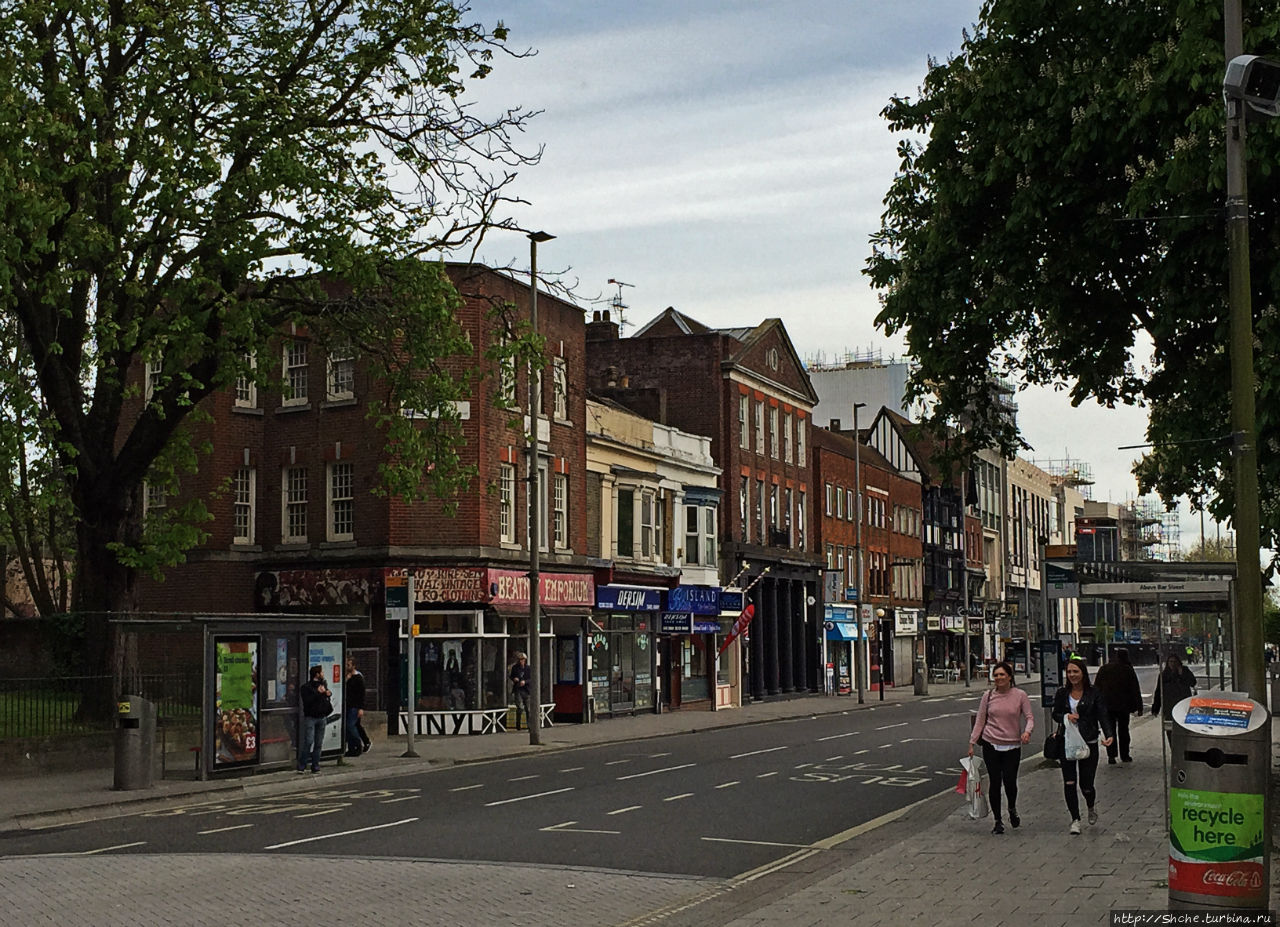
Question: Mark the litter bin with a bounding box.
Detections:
[114,695,156,790]
[1167,693,1270,910]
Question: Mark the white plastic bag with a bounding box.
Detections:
[1063,718,1090,760]
[959,755,989,819]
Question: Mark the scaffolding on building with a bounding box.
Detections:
[805,347,902,371]
[1033,456,1096,500]
[1130,496,1181,562]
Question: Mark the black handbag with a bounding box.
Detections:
[1044,725,1065,761]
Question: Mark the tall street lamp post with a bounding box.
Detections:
[852,402,867,705]
[526,230,554,746]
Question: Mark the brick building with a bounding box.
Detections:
[135,262,594,724]
[585,307,823,701]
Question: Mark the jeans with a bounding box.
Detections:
[513,689,530,730]
[1104,711,1131,761]
[298,716,326,771]
[1060,741,1100,820]
[980,744,1022,821]
[344,707,365,754]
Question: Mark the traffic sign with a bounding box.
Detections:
[845,587,858,602]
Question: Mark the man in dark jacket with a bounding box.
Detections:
[298,664,332,773]
[1094,649,1142,764]
[344,655,371,756]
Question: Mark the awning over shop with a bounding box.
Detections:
[825,622,867,642]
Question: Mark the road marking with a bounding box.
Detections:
[542,821,621,835]
[294,808,345,819]
[198,824,253,835]
[605,759,632,766]
[265,818,417,850]
[649,752,672,758]
[735,848,822,882]
[811,786,954,849]
[877,743,894,749]
[40,841,148,857]
[484,787,575,806]
[923,697,949,702]
[449,784,484,792]
[509,775,540,782]
[380,796,419,804]
[853,749,870,755]
[608,805,642,815]
[616,763,695,781]
[715,781,740,789]
[874,722,908,730]
[816,731,860,741]
[702,836,811,849]
[825,755,843,761]
[756,771,778,779]
[559,767,585,773]
[794,762,813,769]
[664,793,694,802]
[730,746,788,759]
[920,714,955,722]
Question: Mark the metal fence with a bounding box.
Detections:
[0,672,202,740]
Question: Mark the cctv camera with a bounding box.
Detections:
[1225,54,1280,118]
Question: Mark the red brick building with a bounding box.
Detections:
[585,308,823,700]
[134,263,594,721]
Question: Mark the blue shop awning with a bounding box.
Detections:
[825,622,867,642]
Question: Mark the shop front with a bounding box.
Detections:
[656,584,722,711]
[590,611,655,718]
[823,604,869,695]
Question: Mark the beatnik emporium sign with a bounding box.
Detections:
[489,569,595,608]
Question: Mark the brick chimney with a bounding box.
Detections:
[586,308,620,342]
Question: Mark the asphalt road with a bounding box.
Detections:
[0,666,1185,881]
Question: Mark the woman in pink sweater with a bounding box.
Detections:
[967,661,1035,835]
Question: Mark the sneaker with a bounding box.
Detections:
[1009,811,1020,829]
[992,820,1005,835]
[310,767,320,774]
[1107,757,1117,765]
[1088,805,1098,825]
[296,768,306,774]
[1121,757,1133,763]
[1070,820,1081,835]
[362,741,371,753]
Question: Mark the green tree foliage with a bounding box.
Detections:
[0,1,539,660]
[866,0,1280,565]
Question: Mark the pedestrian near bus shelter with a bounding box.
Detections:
[1093,649,1142,764]
[510,652,531,731]
[297,665,332,774]
[1052,658,1114,834]
[344,656,371,757]
[967,661,1034,835]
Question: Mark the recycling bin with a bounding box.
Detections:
[1167,693,1270,910]
[113,695,156,790]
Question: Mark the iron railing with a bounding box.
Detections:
[0,672,202,740]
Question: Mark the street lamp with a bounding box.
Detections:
[526,230,554,746]
[1221,38,1275,704]
[852,402,867,705]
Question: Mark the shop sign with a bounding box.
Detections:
[719,589,744,614]
[895,610,917,635]
[666,584,721,615]
[659,613,693,633]
[692,619,719,633]
[926,616,941,631]
[596,584,663,612]
[410,567,487,603]
[488,569,595,607]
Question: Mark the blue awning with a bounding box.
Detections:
[825,622,867,642]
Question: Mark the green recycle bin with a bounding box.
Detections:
[113,695,156,790]
[1167,693,1270,910]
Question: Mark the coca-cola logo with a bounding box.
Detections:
[1201,868,1263,889]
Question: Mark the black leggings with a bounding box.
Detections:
[981,743,1022,820]
[1060,741,1100,821]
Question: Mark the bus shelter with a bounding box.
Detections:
[112,614,355,780]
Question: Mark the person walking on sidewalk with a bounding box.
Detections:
[1053,658,1114,834]
[298,665,332,774]
[344,655,371,757]
[1094,649,1142,764]
[1151,652,1197,721]
[967,660,1034,835]
[510,651,531,731]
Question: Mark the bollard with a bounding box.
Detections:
[1167,693,1270,910]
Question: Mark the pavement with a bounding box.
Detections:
[0,675,1274,927]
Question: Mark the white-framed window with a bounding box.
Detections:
[553,358,568,421]
[536,463,549,551]
[784,487,793,544]
[783,413,793,463]
[498,335,516,406]
[327,462,353,541]
[769,407,779,458]
[836,486,845,520]
[685,505,700,565]
[739,480,749,542]
[143,482,166,521]
[326,344,355,401]
[797,491,807,549]
[826,544,835,569]
[797,419,806,467]
[499,464,515,543]
[738,395,749,449]
[755,480,765,543]
[553,473,567,548]
[754,402,765,454]
[233,467,256,545]
[703,507,717,566]
[847,489,855,522]
[640,490,654,559]
[235,353,257,409]
[144,357,163,403]
[283,341,308,406]
[282,467,308,542]
[825,483,833,516]
[769,485,778,536]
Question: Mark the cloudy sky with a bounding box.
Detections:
[466,0,1205,548]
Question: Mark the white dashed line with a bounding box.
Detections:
[484,787,575,807]
[509,775,539,782]
[449,784,484,792]
[198,824,252,835]
[730,746,788,759]
[716,781,740,789]
[608,805,642,815]
[616,764,696,781]
[756,771,778,779]
[664,793,694,802]
[265,819,416,850]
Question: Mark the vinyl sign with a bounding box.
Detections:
[1168,787,1266,903]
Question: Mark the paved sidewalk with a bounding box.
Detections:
[1,679,1273,926]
